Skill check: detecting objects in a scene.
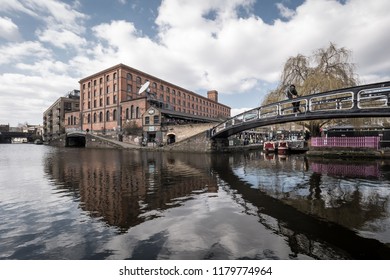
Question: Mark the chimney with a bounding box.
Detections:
[207,90,218,102]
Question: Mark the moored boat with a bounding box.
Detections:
[263,141,276,153]
[277,141,289,155]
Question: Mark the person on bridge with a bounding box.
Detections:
[286,84,302,114]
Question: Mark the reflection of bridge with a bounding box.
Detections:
[211,154,390,259]
[211,81,390,139]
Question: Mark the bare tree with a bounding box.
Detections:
[263,42,359,136]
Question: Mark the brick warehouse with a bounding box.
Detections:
[78,64,231,139]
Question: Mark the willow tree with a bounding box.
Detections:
[263,42,359,136]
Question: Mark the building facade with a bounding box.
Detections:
[43,90,80,141]
[78,64,231,134]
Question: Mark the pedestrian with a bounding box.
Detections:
[285,84,301,114]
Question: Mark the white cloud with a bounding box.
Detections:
[0,41,51,65]
[0,73,78,125]
[2,0,390,125]
[0,16,21,41]
[37,28,87,49]
[276,3,295,19]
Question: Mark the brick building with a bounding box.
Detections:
[43,90,80,141]
[78,64,230,136]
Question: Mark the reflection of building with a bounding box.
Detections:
[43,90,80,141]
[44,150,218,231]
[78,64,230,135]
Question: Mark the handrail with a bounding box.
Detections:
[210,81,390,139]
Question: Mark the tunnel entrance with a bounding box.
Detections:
[66,135,86,147]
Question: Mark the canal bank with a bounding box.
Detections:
[306,147,390,159]
[47,128,390,158]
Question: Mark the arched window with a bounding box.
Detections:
[106,110,110,121]
[113,109,117,121]
[93,113,97,123]
[99,112,103,122]
[127,73,132,80]
[136,107,139,118]
[87,113,91,124]
[136,76,141,84]
[126,108,129,120]
[68,117,71,125]
[131,105,134,119]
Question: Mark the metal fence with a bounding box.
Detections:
[311,136,380,149]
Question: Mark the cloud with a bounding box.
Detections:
[0,16,21,41]
[0,72,78,125]
[1,0,390,126]
[276,3,296,19]
[37,29,87,50]
[0,41,52,65]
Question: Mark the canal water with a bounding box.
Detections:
[1,144,390,260]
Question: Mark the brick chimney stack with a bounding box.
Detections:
[207,90,218,102]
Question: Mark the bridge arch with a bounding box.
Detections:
[66,131,86,147]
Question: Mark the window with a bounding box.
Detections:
[113,72,117,80]
[93,113,97,123]
[106,86,109,94]
[126,108,129,120]
[106,110,110,121]
[113,109,117,121]
[93,100,96,108]
[87,113,91,123]
[99,112,103,122]
[127,84,132,92]
[106,96,110,105]
[113,95,117,104]
[113,84,117,92]
[136,76,141,84]
[153,115,159,124]
[100,78,103,84]
[94,80,96,86]
[106,75,109,82]
[136,107,140,118]
[99,98,102,106]
[145,116,150,125]
[127,73,132,80]
[131,105,134,119]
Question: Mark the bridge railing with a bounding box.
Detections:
[211,81,390,138]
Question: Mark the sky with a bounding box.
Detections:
[1,0,390,126]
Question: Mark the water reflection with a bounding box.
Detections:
[2,145,390,259]
[212,152,390,259]
[44,149,218,232]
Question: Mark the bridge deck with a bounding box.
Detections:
[211,81,390,139]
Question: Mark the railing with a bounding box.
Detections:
[311,136,380,149]
[211,81,390,138]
